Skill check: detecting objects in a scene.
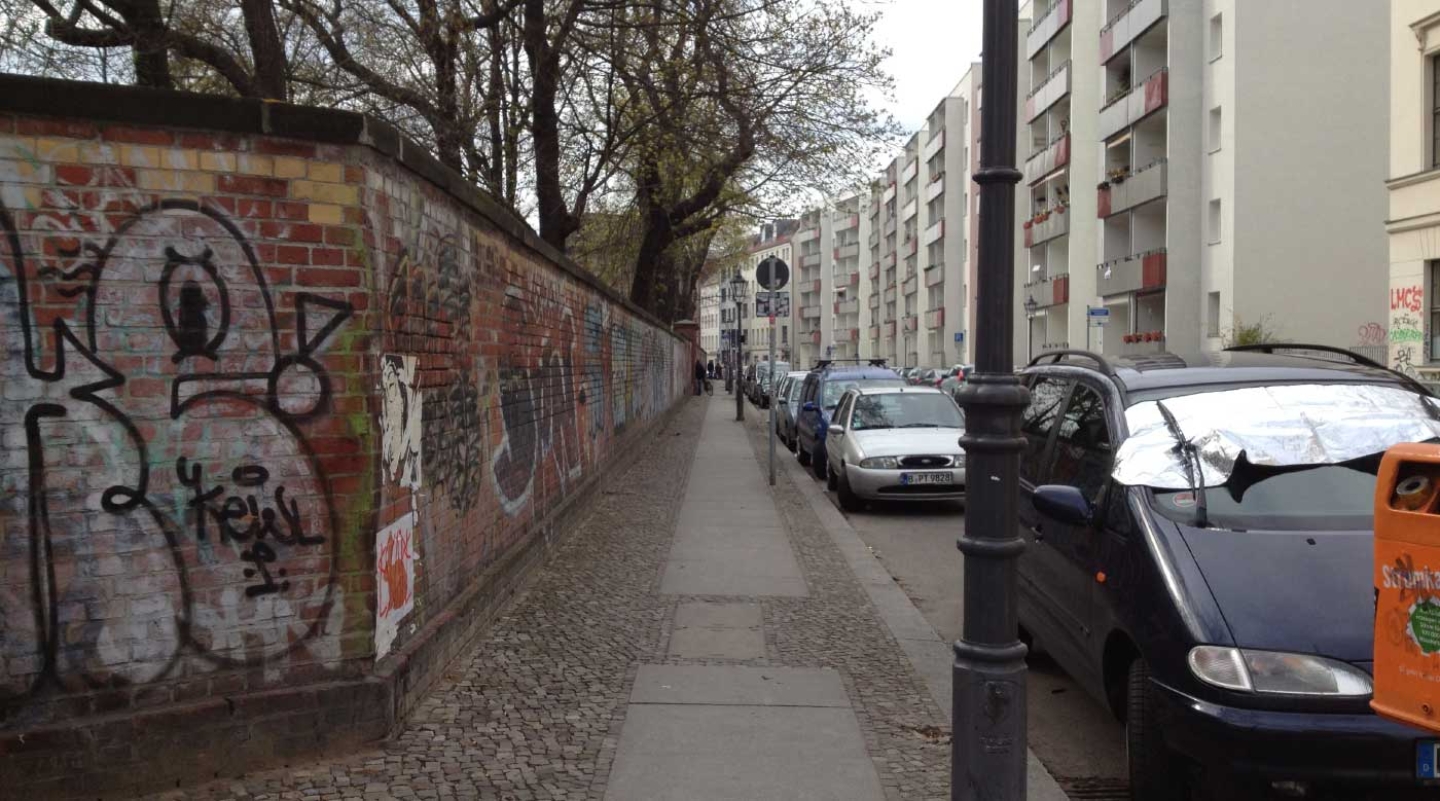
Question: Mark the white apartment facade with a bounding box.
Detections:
[1020,0,1388,363]
[743,232,795,367]
[830,194,871,362]
[1389,0,1440,386]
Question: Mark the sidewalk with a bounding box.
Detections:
[151,393,1060,800]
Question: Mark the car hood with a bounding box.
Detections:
[850,428,964,458]
[1178,526,1374,661]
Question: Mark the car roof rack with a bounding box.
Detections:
[811,358,889,369]
[1224,344,1435,397]
[1025,349,1118,377]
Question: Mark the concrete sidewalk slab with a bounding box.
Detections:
[631,665,852,707]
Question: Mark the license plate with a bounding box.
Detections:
[1419,741,1440,779]
[901,472,953,486]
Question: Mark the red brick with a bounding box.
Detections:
[178,131,242,150]
[324,227,356,246]
[276,245,310,265]
[54,165,92,185]
[100,125,174,146]
[17,118,98,139]
[217,174,287,197]
[275,201,308,220]
[261,221,322,242]
[310,248,345,266]
[255,138,316,158]
[296,267,360,287]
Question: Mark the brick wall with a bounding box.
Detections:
[0,75,689,798]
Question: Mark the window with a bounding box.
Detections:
[1206,291,1221,338]
[1431,262,1440,361]
[1208,198,1223,244]
[1208,13,1223,61]
[1049,385,1113,503]
[1433,56,1440,168]
[1208,106,1222,152]
[1020,377,1069,481]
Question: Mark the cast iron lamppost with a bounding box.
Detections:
[953,0,1030,799]
[1024,295,1038,360]
[730,271,748,423]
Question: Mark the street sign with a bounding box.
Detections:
[756,256,790,291]
[1087,306,1110,326]
[954,332,965,343]
[755,291,790,318]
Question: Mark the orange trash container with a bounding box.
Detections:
[1372,442,1440,745]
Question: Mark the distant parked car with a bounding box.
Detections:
[774,371,809,451]
[795,361,905,480]
[823,385,967,511]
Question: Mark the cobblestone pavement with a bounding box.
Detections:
[148,395,949,800]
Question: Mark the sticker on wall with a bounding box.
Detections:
[375,512,419,659]
[381,354,423,489]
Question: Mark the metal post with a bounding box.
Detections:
[768,310,777,486]
[953,0,1029,799]
[735,302,745,422]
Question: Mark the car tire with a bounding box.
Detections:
[797,444,811,466]
[811,447,826,480]
[837,466,864,512]
[826,465,838,491]
[1126,658,1185,801]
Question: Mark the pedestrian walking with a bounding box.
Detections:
[693,360,706,396]
[707,359,715,378]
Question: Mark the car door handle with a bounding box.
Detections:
[1028,523,1044,542]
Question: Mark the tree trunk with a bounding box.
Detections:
[629,208,672,313]
[128,0,173,89]
[241,0,288,100]
[523,0,575,249]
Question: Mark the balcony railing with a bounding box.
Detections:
[923,217,945,246]
[906,236,919,257]
[833,213,860,231]
[1099,158,1167,218]
[903,274,918,296]
[801,304,822,319]
[1024,208,1070,248]
[869,324,881,341]
[925,307,945,330]
[1097,248,1167,297]
[801,251,821,268]
[811,331,822,345]
[836,298,860,315]
[884,320,896,338]
[884,216,898,236]
[882,181,897,204]
[1025,273,1070,310]
[833,328,860,343]
[922,128,945,163]
[925,173,945,203]
[868,262,880,280]
[903,315,919,333]
[902,158,919,185]
[884,287,898,305]
[1024,133,1070,186]
[869,294,880,310]
[835,241,861,260]
[869,229,879,248]
[901,197,919,222]
[925,262,945,288]
[1100,0,1168,64]
[887,251,898,268]
[1025,60,1071,123]
[1026,0,1073,59]
[1098,67,1168,141]
[794,226,819,243]
[812,279,822,293]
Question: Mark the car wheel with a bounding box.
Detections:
[797,444,811,466]
[811,447,826,480]
[826,464,838,491]
[1126,658,1185,801]
[837,466,864,512]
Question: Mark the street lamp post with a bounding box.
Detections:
[730,272,748,423]
[1024,295,1038,360]
[952,1,1030,799]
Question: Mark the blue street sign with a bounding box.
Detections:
[954,332,965,343]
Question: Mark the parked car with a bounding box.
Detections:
[903,367,928,385]
[1016,345,1440,799]
[823,385,967,511]
[938,365,974,398]
[917,367,943,387]
[795,361,905,480]
[751,361,790,408]
[774,370,810,451]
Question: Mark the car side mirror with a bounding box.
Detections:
[802,402,818,413]
[827,424,845,436]
[1033,485,1093,526]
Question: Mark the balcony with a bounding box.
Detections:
[884,321,896,339]
[1025,133,1070,186]
[1098,68,1168,141]
[801,251,821,268]
[882,181,897,204]
[925,262,945,288]
[925,307,945,330]
[869,325,881,341]
[903,274,918,296]
[884,216,898,236]
[901,197,919,222]
[1100,0,1167,64]
[869,294,880,310]
[869,229,879,248]
[923,217,945,246]
[1099,159,1167,218]
[833,328,859,343]
[1026,0,1072,59]
[835,241,860,260]
[811,278,822,293]
[1026,273,1070,310]
[869,261,880,280]
[811,331,822,345]
[836,298,860,316]
[887,251,898,268]
[902,158,919,185]
[795,226,819,243]
[834,213,859,231]
[903,315,919,333]
[842,271,860,290]
[1023,208,1069,248]
[884,287,898,305]
[923,128,945,163]
[905,237,919,257]
[801,304,822,319]
[1097,249,1167,296]
[925,173,945,203]
[1025,60,1071,123]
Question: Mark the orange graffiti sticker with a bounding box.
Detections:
[375,513,419,659]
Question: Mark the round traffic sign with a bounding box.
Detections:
[756,256,789,291]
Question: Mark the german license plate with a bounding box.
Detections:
[901,472,953,486]
[1419,741,1440,779]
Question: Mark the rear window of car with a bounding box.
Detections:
[822,377,905,408]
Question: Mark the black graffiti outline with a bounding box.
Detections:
[158,245,230,363]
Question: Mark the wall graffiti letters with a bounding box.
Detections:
[1393,285,1424,314]
[374,512,418,659]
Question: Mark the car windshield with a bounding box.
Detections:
[848,392,964,431]
[823,377,904,409]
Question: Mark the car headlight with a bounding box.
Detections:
[859,456,899,469]
[1187,646,1372,697]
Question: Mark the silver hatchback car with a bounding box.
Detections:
[823,385,966,511]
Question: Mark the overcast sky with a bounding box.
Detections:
[870,0,986,136]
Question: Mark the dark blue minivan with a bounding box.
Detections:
[794,361,904,479]
[1017,347,1440,799]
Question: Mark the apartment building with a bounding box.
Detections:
[1019,0,1387,363]
[1389,0,1440,385]
[920,66,981,367]
[830,194,870,361]
[742,224,797,366]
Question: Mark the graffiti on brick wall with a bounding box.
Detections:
[381,354,423,490]
[374,512,418,658]
[1,199,350,704]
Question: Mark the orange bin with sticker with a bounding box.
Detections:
[1373,442,1440,734]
